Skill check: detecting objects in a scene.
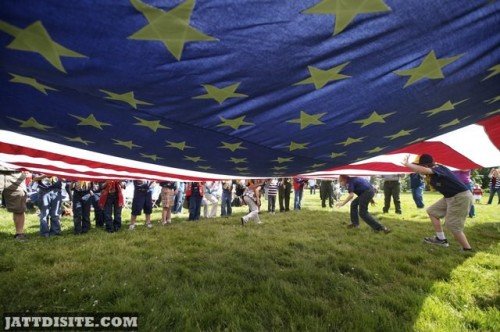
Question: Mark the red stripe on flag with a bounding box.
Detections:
[478,115,500,150]
[0,142,222,181]
[390,141,481,169]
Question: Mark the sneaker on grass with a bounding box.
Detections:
[128,224,136,230]
[424,236,449,247]
[146,223,153,229]
[14,233,27,241]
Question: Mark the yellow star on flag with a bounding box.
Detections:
[482,64,500,81]
[394,50,462,88]
[100,90,152,109]
[166,141,193,151]
[228,157,247,164]
[272,166,288,171]
[287,111,327,130]
[330,152,346,159]
[288,141,309,151]
[69,114,111,130]
[352,111,395,128]
[133,116,170,132]
[184,155,205,163]
[64,136,93,145]
[336,137,364,146]
[9,73,57,94]
[272,157,294,163]
[219,141,246,152]
[217,116,254,130]
[128,0,217,60]
[113,139,141,149]
[485,96,500,104]
[366,146,387,154]
[422,99,468,117]
[8,117,52,131]
[0,20,86,73]
[407,137,428,145]
[439,118,461,130]
[234,167,249,172]
[141,153,162,161]
[384,129,416,140]
[294,63,351,89]
[303,0,391,35]
[310,163,326,168]
[486,109,500,117]
[193,83,248,104]
[197,165,212,170]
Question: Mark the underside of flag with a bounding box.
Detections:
[0,0,499,179]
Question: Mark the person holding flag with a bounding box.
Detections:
[402,154,473,251]
[336,175,391,234]
[32,174,62,237]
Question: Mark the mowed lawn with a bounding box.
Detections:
[0,191,498,331]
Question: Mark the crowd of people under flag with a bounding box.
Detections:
[1,155,499,252]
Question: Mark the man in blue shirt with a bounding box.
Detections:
[403,154,473,251]
[336,175,390,233]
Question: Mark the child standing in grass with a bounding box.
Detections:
[267,178,278,214]
[472,184,483,204]
[99,180,125,233]
[71,180,92,235]
[159,181,177,225]
[185,182,205,221]
[33,174,62,237]
[402,154,473,251]
[129,180,154,230]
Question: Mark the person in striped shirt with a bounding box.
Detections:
[267,178,278,214]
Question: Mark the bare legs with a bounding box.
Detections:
[428,213,471,249]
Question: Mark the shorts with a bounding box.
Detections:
[131,190,153,216]
[0,173,27,214]
[426,191,472,232]
[161,187,175,208]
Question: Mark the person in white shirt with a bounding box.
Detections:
[203,181,220,218]
[308,179,317,195]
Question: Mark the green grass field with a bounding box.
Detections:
[0,191,498,331]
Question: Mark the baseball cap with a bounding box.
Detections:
[413,154,434,165]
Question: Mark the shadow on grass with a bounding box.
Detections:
[0,208,498,331]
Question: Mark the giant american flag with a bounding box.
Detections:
[0,0,499,181]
